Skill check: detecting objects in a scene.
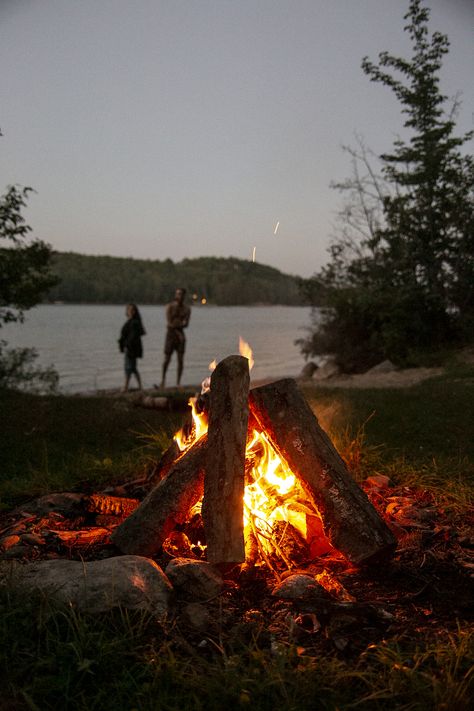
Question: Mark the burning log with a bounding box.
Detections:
[111,436,207,557]
[84,494,139,518]
[202,355,250,564]
[48,528,111,547]
[249,379,397,565]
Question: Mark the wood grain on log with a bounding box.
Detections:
[202,355,249,564]
[249,379,396,565]
[111,436,207,557]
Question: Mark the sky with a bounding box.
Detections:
[1,0,473,278]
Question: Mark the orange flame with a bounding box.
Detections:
[239,337,254,371]
[171,344,321,567]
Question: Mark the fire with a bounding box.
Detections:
[243,428,309,561]
[172,349,315,566]
[239,337,254,371]
[174,397,208,451]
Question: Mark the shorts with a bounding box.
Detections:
[165,328,186,356]
[124,353,138,376]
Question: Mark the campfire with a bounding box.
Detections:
[111,347,397,573]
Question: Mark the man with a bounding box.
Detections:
[161,287,191,388]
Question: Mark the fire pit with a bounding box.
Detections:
[111,354,397,571]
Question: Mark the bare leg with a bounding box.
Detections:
[123,374,130,393]
[135,371,142,390]
[161,354,172,388]
[177,353,184,386]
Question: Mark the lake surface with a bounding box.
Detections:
[2,305,315,393]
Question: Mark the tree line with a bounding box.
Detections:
[47,252,305,306]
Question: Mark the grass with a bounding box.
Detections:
[0,587,472,711]
[0,361,473,709]
[0,389,183,509]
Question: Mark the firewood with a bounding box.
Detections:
[48,528,111,547]
[249,379,397,565]
[111,436,207,557]
[202,355,249,564]
[146,439,182,488]
[84,494,139,518]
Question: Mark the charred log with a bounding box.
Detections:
[111,436,207,556]
[249,379,397,565]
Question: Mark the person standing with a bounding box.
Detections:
[161,287,191,388]
[118,303,146,392]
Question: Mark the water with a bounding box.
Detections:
[2,304,313,393]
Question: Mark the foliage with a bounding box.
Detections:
[300,0,474,371]
[0,340,58,394]
[0,185,58,326]
[47,252,304,306]
[0,183,59,391]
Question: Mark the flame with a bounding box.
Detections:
[171,344,321,568]
[174,397,208,451]
[243,428,307,559]
[201,359,217,395]
[239,337,254,371]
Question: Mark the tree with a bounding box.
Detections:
[0,182,59,391]
[0,185,58,325]
[300,0,474,370]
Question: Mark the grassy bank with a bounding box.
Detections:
[0,363,473,710]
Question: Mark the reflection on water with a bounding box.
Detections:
[2,304,313,393]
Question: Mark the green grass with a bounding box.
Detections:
[0,587,472,711]
[0,389,183,509]
[300,366,474,475]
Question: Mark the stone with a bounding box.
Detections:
[165,558,223,600]
[366,360,397,374]
[272,574,332,601]
[14,493,84,517]
[181,602,213,634]
[9,555,173,616]
[313,358,340,380]
[300,361,319,379]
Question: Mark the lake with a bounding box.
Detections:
[2,305,315,393]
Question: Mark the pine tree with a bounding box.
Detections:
[300,0,474,370]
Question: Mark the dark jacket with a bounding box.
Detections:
[119,317,145,358]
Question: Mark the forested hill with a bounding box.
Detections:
[48,252,306,306]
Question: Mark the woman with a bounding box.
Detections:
[118,304,146,392]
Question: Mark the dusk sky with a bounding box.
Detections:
[1,0,473,278]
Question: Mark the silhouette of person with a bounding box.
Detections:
[118,303,145,391]
[161,288,191,388]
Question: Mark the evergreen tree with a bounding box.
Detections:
[300,0,474,370]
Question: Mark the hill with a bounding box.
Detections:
[47,252,305,306]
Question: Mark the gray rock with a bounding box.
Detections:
[181,602,213,633]
[165,557,223,600]
[272,574,332,601]
[300,361,319,379]
[366,360,397,374]
[10,555,173,616]
[313,358,341,380]
[14,493,84,517]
